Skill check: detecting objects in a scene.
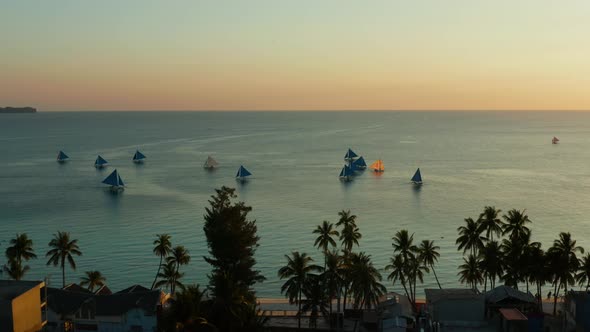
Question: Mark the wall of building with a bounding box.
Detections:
[432,298,485,322]
[11,285,43,332]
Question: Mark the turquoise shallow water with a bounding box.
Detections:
[1,111,590,297]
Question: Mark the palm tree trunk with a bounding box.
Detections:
[553,282,560,315]
[62,265,65,288]
[484,274,487,292]
[151,256,163,290]
[343,285,348,312]
[431,265,442,289]
[298,288,302,329]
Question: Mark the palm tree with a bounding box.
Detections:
[46,231,82,288]
[478,240,503,290]
[418,240,442,289]
[6,233,37,265]
[458,254,483,290]
[167,245,191,295]
[576,254,590,291]
[155,261,184,293]
[166,284,213,331]
[527,245,547,308]
[391,230,422,307]
[278,251,321,329]
[500,237,524,288]
[548,232,584,314]
[300,274,330,329]
[80,271,106,292]
[322,250,343,324]
[502,209,532,241]
[151,234,172,290]
[313,221,339,268]
[340,224,361,253]
[336,210,357,229]
[348,252,386,310]
[456,217,485,256]
[386,254,411,302]
[478,206,503,241]
[392,230,418,259]
[3,259,29,281]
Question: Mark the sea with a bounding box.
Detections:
[1,111,589,298]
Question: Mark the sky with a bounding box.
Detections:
[1,1,590,111]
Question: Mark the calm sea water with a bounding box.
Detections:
[1,111,589,297]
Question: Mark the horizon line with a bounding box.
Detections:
[33,109,590,112]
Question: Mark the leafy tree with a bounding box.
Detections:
[278,251,321,329]
[80,271,106,292]
[203,187,265,331]
[46,231,82,288]
[322,250,343,324]
[151,234,172,290]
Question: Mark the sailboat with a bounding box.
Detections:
[102,169,125,191]
[370,159,385,172]
[132,150,146,163]
[203,156,219,169]
[552,136,559,144]
[352,156,367,170]
[94,155,108,169]
[344,148,358,162]
[339,165,354,181]
[411,168,423,185]
[236,165,252,181]
[57,151,69,163]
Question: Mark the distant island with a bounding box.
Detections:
[0,107,37,113]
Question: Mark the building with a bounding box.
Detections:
[45,285,165,332]
[0,280,47,332]
[425,288,489,331]
[566,291,590,332]
[376,292,414,332]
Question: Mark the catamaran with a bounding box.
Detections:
[352,156,367,170]
[204,156,219,169]
[552,136,559,144]
[132,150,146,163]
[95,155,108,169]
[236,165,252,181]
[339,165,354,181]
[411,168,423,185]
[370,159,384,172]
[57,151,69,163]
[102,169,125,191]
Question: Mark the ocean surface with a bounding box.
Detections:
[1,111,590,297]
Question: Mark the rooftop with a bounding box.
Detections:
[485,286,535,304]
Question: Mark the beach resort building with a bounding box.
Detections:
[376,292,414,332]
[45,284,166,332]
[0,280,47,332]
[424,288,489,331]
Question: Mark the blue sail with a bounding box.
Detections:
[102,169,124,186]
[133,150,146,161]
[344,148,358,160]
[352,156,367,169]
[339,165,354,177]
[411,168,422,183]
[57,151,69,161]
[236,165,252,178]
[95,155,108,166]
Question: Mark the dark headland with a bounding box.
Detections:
[0,107,37,113]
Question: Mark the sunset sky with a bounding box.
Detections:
[2,1,590,111]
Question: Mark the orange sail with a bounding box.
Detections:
[370,159,384,172]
